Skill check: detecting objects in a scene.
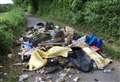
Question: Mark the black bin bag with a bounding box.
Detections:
[70,47,94,72]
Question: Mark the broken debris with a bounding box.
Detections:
[19,74,29,82]
[16,21,113,81]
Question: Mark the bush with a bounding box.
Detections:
[84,0,120,40]
[0,8,26,55]
[104,44,120,59]
[0,4,13,12]
[0,8,26,37]
[0,30,13,55]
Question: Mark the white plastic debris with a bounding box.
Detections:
[103,69,112,73]
[35,77,45,82]
[19,74,29,82]
[0,66,3,68]
[8,53,12,58]
[3,73,7,76]
[73,77,79,82]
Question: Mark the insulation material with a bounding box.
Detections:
[82,47,112,69]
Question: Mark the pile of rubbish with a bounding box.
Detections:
[17,21,112,73]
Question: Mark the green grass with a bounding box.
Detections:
[0,8,26,55]
[104,44,120,60]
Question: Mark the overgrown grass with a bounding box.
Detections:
[0,8,26,37]
[0,4,13,12]
[104,43,120,60]
[0,8,26,55]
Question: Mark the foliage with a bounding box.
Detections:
[104,44,120,59]
[0,30,13,55]
[0,8,26,55]
[0,4,13,12]
[0,8,26,37]
[84,0,120,40]
[25,0,120,40]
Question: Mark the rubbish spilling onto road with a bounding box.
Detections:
[19,74,29,82]
[17,21,112,74]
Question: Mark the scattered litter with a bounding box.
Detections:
[35,77,46,82]
[94,78,99,82]
[28,46,71,70]
[73,77,79,82]
[86,34,103,48]
[13,63,26,66]
[0,78,3,82]
[47,79,53,82]
[8,53,13,58]
[68,74,72,78]
[0,66,3,68]
[16,21,113,82]
[3,73,7,76]
[55,68,71,82]
[55,73,66,82]
[19,74,29,82]
[103,68,113,73]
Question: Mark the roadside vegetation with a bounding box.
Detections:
[0,4,13,12]
[15,0,120,59]
[0,7,26,56]
[0,4,26,82]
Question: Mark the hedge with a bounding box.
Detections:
[0,8,26,55]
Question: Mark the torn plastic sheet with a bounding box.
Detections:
[82,47,112,69]
[28,46,72,70]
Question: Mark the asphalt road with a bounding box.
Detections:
[26,13,45,28]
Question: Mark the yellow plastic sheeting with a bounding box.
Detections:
[82,47,112,69]
[28,49,47,71]
[46,46,72,58]
[28,46,72,70]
